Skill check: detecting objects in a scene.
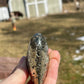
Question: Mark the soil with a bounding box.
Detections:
[0,57,19,79]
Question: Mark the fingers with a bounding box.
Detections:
[12,56,29,83]
[44,49,60,84]
[0,57,29,84]
[48,48,60,64]
[11,56,28,74]
[17,56,28,72]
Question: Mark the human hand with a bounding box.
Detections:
[0,49,60,84]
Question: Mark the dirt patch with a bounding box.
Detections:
[0,57,20,79]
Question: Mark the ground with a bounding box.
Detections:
[0,12,84,84]
[0,57,19,79]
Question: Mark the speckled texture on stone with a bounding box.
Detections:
[27,33,49,84]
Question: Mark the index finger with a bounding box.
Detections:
[44,49,60,84]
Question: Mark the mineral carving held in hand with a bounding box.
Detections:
[27,33,49,84]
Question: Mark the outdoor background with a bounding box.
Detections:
[0,0,84,84]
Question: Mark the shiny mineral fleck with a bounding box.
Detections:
[27,33,49,84]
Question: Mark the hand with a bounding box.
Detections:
[0,49,60,84]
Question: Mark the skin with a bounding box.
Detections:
[0,48,60,84]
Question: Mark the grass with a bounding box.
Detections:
[0,12,84,84]
[63,1,84,13]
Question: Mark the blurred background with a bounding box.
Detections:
[0,0,84,84]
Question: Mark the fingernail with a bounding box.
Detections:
[48,48,52,54]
